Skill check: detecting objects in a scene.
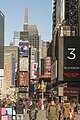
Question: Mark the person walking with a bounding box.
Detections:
[46,97,59,120]
[15,98,24,120]
[27,100,38,120]
[62,100,70,120]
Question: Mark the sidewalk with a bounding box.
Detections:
[24,109,47,120]
[74,113,80,120]
[23,110,80,120]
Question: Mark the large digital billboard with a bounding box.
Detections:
[64,37,80,81]
[20,57,28,71]
[19,41,29,57]
[31,63,38,79]
[19,72,28,86]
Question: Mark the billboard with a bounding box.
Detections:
[51,60,57,80]
[19,87,28,93]
[20,57,28,71]
[19,41,29,57]
[31,63,38,79]
[0,69,4,76]
[64,37,80,81]
[44,57,52,75]
[19,72,28,86]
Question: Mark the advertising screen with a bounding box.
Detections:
[19,41,29,57]
[20,57,28,71]
[20,72,28,86]
[64,37,80,81]
[31,63,38,79]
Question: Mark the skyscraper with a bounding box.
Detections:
[20,8,39,73]
[13,31,20,46]
[23,7,28,32]
[0,11,4,69]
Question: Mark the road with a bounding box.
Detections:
[24,110,80,120]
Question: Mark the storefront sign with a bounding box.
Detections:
[64,37,80,81]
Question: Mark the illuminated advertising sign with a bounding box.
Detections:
[64,37,80,81]
[20,57,28,71]
[19,41,29,57]
[31,63,38,79]
[20,72,28,86]
[1,108,12,120]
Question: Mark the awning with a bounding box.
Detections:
[38,74,51,82]
[38,74,51,79]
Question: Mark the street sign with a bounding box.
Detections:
[58,87,63,96]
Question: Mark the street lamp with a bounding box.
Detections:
[41,80,44,110]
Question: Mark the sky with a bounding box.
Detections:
[0,0,52,45]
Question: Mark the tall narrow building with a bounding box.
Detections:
[23,8,28,32]
[13,31,20,46]
[0,11,4,69]
[20,8,39,73]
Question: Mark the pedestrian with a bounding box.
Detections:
[15,98,24,120]
[46,97,59,120]
[27,100,38,120]
[62,100,70,120]
[55,98,62,120]
[26,99,28,109]
[38,100,42,109]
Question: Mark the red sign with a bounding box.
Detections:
[64,73,80,77]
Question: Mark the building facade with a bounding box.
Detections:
[41,40,50,59]
[0,11,4,69]
[51,0,80,102]
[4,46,18,90]
[52,0,56,33]
[78,0,80,36]
[13,31,20,46]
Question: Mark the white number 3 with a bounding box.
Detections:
[67,48,76,60]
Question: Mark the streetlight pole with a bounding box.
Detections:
[41,80,44,110]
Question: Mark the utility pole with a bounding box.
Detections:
[41,80,44,110]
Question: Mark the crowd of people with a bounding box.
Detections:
[0,96,79,120]
[45,97,79,120]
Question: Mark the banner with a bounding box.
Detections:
[64,37,80,81]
